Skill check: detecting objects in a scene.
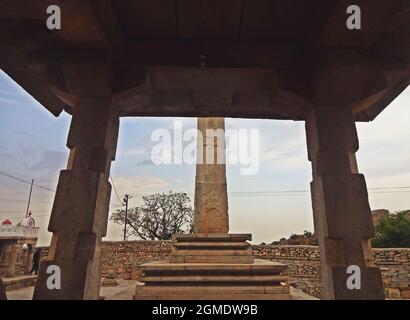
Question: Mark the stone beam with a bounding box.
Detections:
[113,66,307,120]
[305,104,384,300]
[33,64,119,300]
[50,0,124,49]
[311,49,405,102]
[300,0,338,65]
[0,0,123,48]
[116,40,299,69]
[319,0,409,48]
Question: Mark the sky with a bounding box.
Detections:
[1,69,410,246]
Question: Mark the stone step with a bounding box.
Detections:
[134,259,291,300]
[170,255,254,264]
[140,259,287,274]
[134,292,292,300]
[2,275,37,291]
[173,233,252,243]
[141,274,288,284]
[173,241,250,249]
[172,249,252,256]
[135,284,290,295]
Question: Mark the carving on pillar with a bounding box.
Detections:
[194,117,229,234]
[33,63,119,300]
[306,104,384,300]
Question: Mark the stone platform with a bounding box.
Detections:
[2,275,37,291]
[134,234,291,300]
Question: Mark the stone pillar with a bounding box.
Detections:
[305,104,384,300]
[0,242,12,277]
[33,64,119,299]
[0,278,7,300]
[194,117,229,234]
[24,245,34,274]
[6,243,21,277]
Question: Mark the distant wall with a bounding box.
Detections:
[16,246,49,275]
[253,245,410,299]
[253,245,322,297]
[18,242,410,299]
[100,241,171,280]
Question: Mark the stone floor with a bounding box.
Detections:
[5,280,317,300]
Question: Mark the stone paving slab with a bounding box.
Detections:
[5,280,317,300]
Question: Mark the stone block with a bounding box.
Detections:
[400,289,410,299]
[101,278,118,287]
[386,288,401,299]
[131,269,142,280]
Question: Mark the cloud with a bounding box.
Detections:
[111,175,170,198]
[28,150,67,171]
[0,97,15,104]
[11,131,37,138]
[0,151,16,161]
[135,159,155,167]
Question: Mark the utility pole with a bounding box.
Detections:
[123,194,132,241]
[26,179,34,218]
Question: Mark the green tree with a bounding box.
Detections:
[372,211,410,248]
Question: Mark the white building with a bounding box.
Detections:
[0,215,39,277]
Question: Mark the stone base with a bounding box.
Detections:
[134,259,291,300]
[170,233,254,264]
[134,233,291,300]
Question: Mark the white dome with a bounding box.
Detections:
[17,217,35,227]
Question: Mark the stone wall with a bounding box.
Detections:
[253,245,410,299]
[17,242,410,299]
[252,245,322,297]
[100,241,171,280]
[13,246,49,276]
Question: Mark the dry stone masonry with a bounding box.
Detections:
[17,242,410,299]
[98,242,408,299]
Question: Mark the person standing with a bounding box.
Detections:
[30,248,41,275]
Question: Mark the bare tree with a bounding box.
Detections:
[110,191,194,240]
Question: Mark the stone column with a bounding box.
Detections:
[305,104,384,300]
[33,64,119,300]
[6,243,21,277]
[24,245,34,274]
[0,243,12,277]
[194,117,229,234]
[0,278,6,300]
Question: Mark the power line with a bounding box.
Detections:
[0,170,56,192]
[229,186,410,195]
[0,210,50,213]
[0,198,53,203]
[2,168,410,200]
[0,213,51,217]
[0,170,124,206]
[0,199,128,212]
